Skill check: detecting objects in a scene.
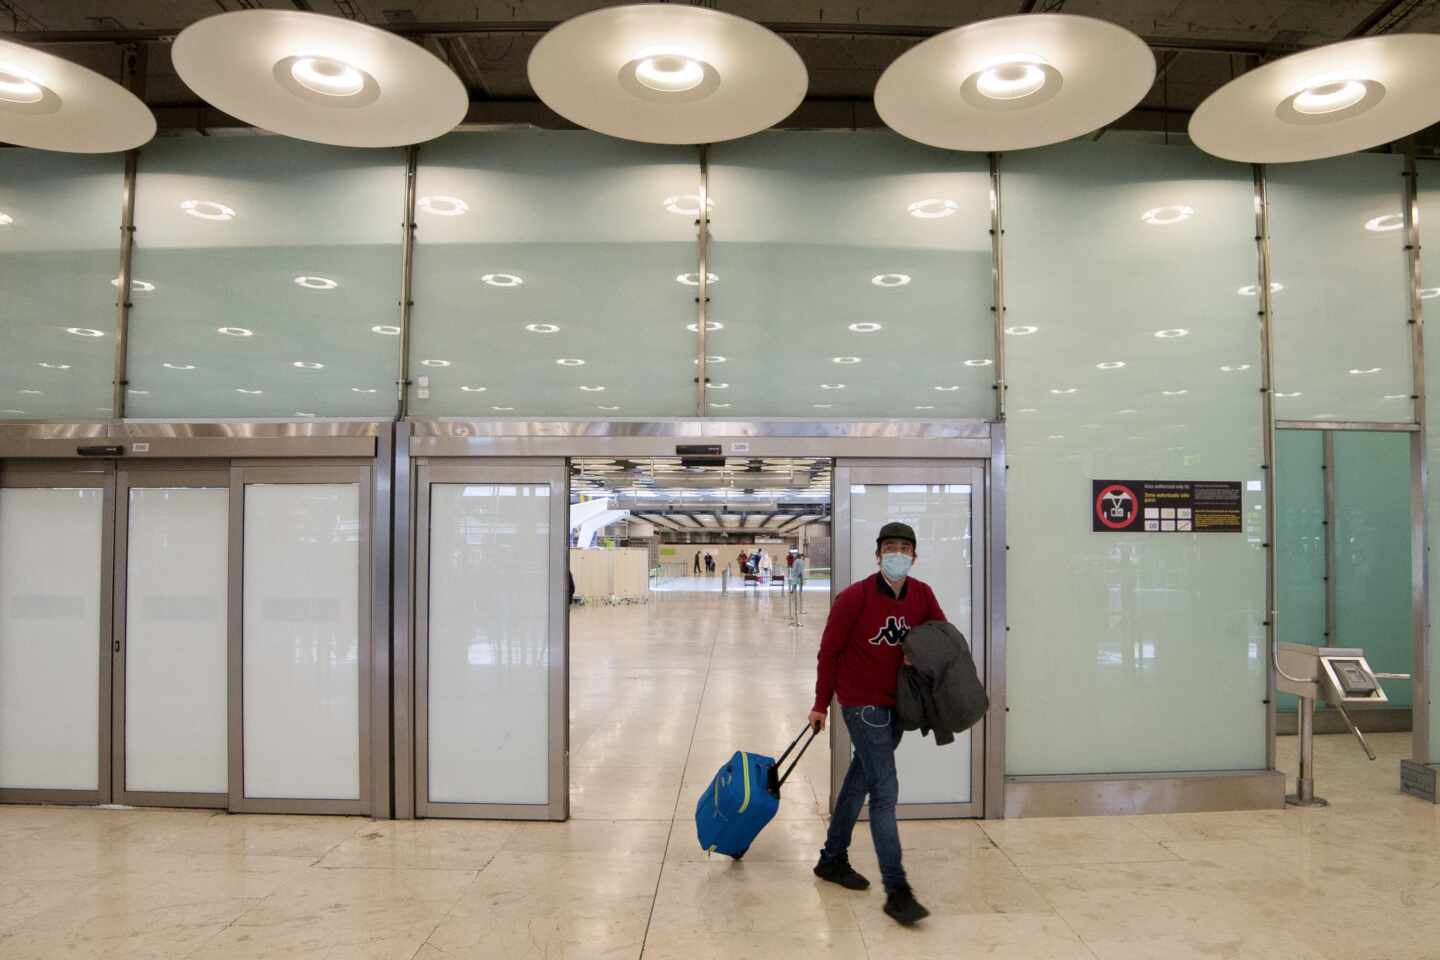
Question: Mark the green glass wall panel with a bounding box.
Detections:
[1267,154,1411,422]
[407,131,696,417]
[1004,141,1267,776]
[0,151,121,420]
[1333,431,1412,707]
[706,131,993,418]
[125,138,403,418]
[1276,429,1325,712]
[1422,160,1440,761]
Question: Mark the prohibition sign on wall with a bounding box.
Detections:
[1095,483,1139,530]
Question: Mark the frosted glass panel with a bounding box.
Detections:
[409,132,695,417]
[847,482,973,804]
[1275,430,1325,713]
[125,487,228,794]
[1268,154,1410,422]
[127,138,402,418]
[1333,431,1412,707]
[0,151,121,420]
[1004,141,1266,775]
[427,483,551,804]
[0,488,102,790]
[243,483,360,800]
[708,132,993,417]
[1423,160,1440,763]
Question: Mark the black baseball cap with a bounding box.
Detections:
[876,521,917,549]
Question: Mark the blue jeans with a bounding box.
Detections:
[821,705,905,892]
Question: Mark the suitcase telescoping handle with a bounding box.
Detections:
[767,724,819,797]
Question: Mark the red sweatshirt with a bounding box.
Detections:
[812,573,947,713]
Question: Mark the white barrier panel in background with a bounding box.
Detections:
[125,487,228,794]
[243,483,361,800]
[428,484,550,804]
[0,488,103,790]
[849,482,975,805]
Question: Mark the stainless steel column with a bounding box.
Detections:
[1403,147,1432,766]
[111,151,138,420]
[1323,430,1336,646]
[989,153,1006,421]
[1295,696,1316,804]
[396,144,419,420]
[1254,164,1279,766]
[694,145,711,417]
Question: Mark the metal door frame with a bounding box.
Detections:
[831,459,993,820]
[228,463,374,816]
[112,462,230,809]
[0,461,116,806]
[410,458,569,820]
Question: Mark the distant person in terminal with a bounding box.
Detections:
[808,521,943,926]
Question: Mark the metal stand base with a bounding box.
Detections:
[1284,793,1328,808]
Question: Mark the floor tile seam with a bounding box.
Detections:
[636,599,727,960]
[406,869,485,960]
[175,891,272,960]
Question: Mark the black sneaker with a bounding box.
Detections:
[813,855,870,890]
[884,884,930,925]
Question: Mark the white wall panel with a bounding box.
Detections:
[0,488,103,790]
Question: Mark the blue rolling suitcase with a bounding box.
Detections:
[695,725,818,859]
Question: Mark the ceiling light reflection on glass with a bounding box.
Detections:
[1238,282,1284,296]
[677,272,718,286]
[351,387,377,393]
[664,194,713,215]
[482,273,523,288]
[964,358,993,367]
[66,327,105,338]
[0,212,13,226]
[235,388,263,395]
[1096,361,1126,370]
[1384,393,1410,400]
[492,405,516,411]
[1275,391,1303,398]
[460,385,487,392]
[421,359,450,367]
[871,273,911,288]
[848,322,883,333]
[218,326,253,337]
[578,385,606,392]
[1220,364,1252,372]
[1421,288,1440,300]
[1364,213,1404,232]
[163,362,196,371]
[418,196,468,216]
[692,356,726,364]
[1348,367,1382,375]
[707,382,729,389]
[556,358,586,367]
[1005,325,1038,336]
[1162,389,1189,396]
[819,384,845,390]
[292,361,324,369]
[687,321,723,332]
[111,277,155,292]
[1141,205,1194,226]
[907,199,958,219]
[294,275,338,290]
[832,356,861,365]
[597,405,621,411]
[1049,387,1077,395]
[37,362,70,370]
[915,405,935,410]
[710,402,732,408]
[372,325,400,335]
[1154,328,1189,339]
[181,199,236,221]
[935,385,962,392]
[525,323,559,334]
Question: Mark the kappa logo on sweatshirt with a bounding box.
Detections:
[868,615,911,647]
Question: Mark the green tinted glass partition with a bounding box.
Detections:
[408,131,697,418]
[1424,160,1440,762]
[706,131,993,418]
[1276,429,1325,713]
[0,151,122,420]
[1333,431,1413,707]
[125,138,404,419]
[1004,141,1267,776]
[1267,154,1411,423]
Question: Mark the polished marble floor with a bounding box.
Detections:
[2,587,1438,959]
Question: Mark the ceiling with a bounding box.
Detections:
[572,455,830,538]
[6,0,1440,148]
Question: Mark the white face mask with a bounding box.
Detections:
[880,552,913,580]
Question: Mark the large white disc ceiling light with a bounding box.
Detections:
[1189,34,1440,163]
[527,4,807,144]
[0,39,155,152]
[172,10,467,147]
[874,14,1154,151]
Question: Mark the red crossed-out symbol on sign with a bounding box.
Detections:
[1096,484,1139,530]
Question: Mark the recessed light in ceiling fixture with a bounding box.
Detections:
[687,320,723,332]
[1005,325,1039,335]
[0,62,45,104]
[418,196,468,216]
[973,53,1053,102]
[372,325,400,335]
[907,198,958,219]
[1154,328,1189,338]
[871,273,912,287]
[0,45,155,152]
[111,277,155,292]
[294,275,338,290]
[676,272,718,286]
[292,361,324,369]
[65,327,105,338]
[1141,205,1194,225]
[1365,213,1404,232]
[180,199,235,221]
[288,56,367,98]
[217,326,253,337]
[482,273,523,288]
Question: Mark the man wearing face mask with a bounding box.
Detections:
[807,521,943,926]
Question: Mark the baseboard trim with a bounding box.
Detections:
[1004,769,1285,818]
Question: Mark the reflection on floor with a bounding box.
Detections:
[648,574,832,593]
[2,588,1438,959]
